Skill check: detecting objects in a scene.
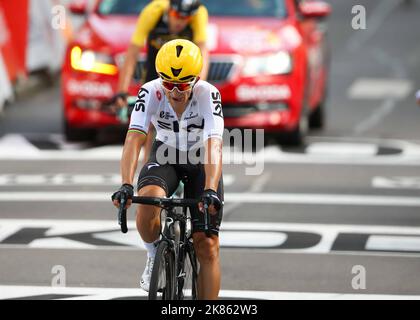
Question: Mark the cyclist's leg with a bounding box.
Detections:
[192,232,220,300]
[136,152,179,291]
[136,185,165,243]
[136,164,179,243]
[184,165,224,300]
[136,140,180,243]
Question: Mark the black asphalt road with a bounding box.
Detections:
[1,0,420,300]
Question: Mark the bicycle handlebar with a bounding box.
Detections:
[117,196,201,234]
[132,196,199,207]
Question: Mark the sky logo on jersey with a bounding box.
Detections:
[134,88,149,112]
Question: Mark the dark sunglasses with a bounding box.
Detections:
[169,9,192,21]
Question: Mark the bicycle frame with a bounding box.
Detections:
[159,206,188,256]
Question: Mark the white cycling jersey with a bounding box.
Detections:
[129,79,224,151]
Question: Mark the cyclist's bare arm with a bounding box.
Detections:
[192,5,209,80]
[197,42,209,81]
[115,43,143,107]
[117,131,148,208]
[202,137,223,213]
[116,0,161,103]
[204,137,222,190]
[139,125,156,168]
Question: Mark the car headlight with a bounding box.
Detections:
[70,46,118,75]
[242,52,292,77]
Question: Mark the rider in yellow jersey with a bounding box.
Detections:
[114,0,209,108]
[113,0,209,165]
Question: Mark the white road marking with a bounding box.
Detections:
[222,174,235,186]
[0,174,119,186]
[348,78,412,100]
[372,176,420,189]
[221,231,287,248]
[0,174,235,186]
[0,192,107,201]
[261,145,420,166]
[13,175,49,185]
[1,135,420,166]
[0,191,420,206]
[2,220,420,255]
[0,134,39,154]
[0,175,235,199]
[248,173,270,193]
[306,142,377,157]
[30,237,96,249]
[366,235,420,252]
[353,99,396,135]
[223,173,269,216]
[0,285,419,300]
[227,193,420,206]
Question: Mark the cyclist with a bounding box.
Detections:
[113,0,209,165]
[112,39,224,300]
[113,0,209,109]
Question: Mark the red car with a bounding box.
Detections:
[62,0,331,144]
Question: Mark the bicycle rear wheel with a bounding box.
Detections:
[177,240,198,300]
[148,241,176,300]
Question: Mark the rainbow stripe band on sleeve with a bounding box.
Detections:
[128,129,147,136]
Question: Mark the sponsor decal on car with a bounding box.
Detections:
[66,79,113,97]
[236,84,291,101]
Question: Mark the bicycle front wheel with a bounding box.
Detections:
[177,240,198,300]
[148,241,176,300]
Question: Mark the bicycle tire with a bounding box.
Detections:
[148,241,176,300]
[177,240,198,300]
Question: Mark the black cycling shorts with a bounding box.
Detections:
[137,140,224,236]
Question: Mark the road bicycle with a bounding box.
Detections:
[116,184,212,300]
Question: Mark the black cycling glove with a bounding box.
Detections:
[112,184,134,203]
[111,92,128,104]
[200,189,223,212]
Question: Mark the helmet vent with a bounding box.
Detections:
[159,72,172,80]
[179,75,195,82]
[176,45,183,58]
[171,67,182,77]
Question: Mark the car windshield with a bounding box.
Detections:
[98,0,149,15]
[98,0,286,17]
[203,0,286,17]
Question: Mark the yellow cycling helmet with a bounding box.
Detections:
[155,39,203,83]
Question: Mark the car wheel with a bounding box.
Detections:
[309,101,325,129]
[64,120,96,142]
[277,111,308,146]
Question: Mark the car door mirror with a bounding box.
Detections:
[299,1,332,19]
[69,0,89,15]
